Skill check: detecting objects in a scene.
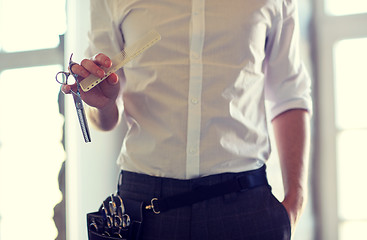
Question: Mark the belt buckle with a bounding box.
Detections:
[145,198,160,214]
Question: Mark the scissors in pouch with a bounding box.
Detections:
[56,54,91,143]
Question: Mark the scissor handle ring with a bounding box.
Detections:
[55,71,70,85]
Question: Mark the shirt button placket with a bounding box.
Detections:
[186,0,205,179]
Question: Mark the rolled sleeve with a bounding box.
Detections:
[86,0,126,113]
[264,0,312,120]
[86,0,124,59]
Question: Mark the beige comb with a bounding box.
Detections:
[80,30,161,92]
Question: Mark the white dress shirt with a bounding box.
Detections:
[86,0,312,179]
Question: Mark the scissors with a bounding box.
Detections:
[56,54,91,143]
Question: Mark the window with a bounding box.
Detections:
[313,1,367,239]
[0,0,65,52]
[334,38,367,129]
[325,0,367,16]
[0,66,65,239]
[334,38,367,239]
[0,0,66,239]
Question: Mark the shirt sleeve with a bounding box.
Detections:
[264,0,312,120]
[86,0,126,113]
[85,0,124,59]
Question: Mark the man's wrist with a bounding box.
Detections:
[86,101,119,131]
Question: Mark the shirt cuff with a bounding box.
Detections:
[267,97,313,120]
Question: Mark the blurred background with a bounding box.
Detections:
[0,0,367,239]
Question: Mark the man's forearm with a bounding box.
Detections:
[271,108,311,231]
[87,101,120,131]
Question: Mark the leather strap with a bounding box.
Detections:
[145,165,268,214]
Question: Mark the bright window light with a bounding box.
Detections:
[325,0,367,16]
[0,1,66,239]
[340,221,367,240]
[334,38,367,239]
[337,130,367,220]
[0,0,66,52]
[334,38,367,129]
[0,66,65,239]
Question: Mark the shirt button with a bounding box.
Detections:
[189,147,197,154]
[191,98,199,104]
[191,52,200,59]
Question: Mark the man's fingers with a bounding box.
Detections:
[61,84,71,94]
[68,54,112,82]
[81,59,105,78]
[70,64,90,79]
[106,73,119,85]
[93,53,112,68]
[60,83,78,95]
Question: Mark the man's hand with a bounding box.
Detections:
[61,53,120,110]
[61,53,121,131]
[282,189,307,235]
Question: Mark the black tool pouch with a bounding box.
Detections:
[87,195,144,240]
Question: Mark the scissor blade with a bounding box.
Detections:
[72,92,91,143]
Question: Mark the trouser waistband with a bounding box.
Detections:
[118,165,268,212]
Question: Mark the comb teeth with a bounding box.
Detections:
[80,30,161,92]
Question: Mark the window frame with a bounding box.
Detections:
[0,36,64,70]
[312,1,367,239]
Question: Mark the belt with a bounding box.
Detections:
[144,165,268,214]
[87,165,269,240]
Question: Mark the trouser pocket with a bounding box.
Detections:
[268,189,292,239]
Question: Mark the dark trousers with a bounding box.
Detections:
[118,168,291,240]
